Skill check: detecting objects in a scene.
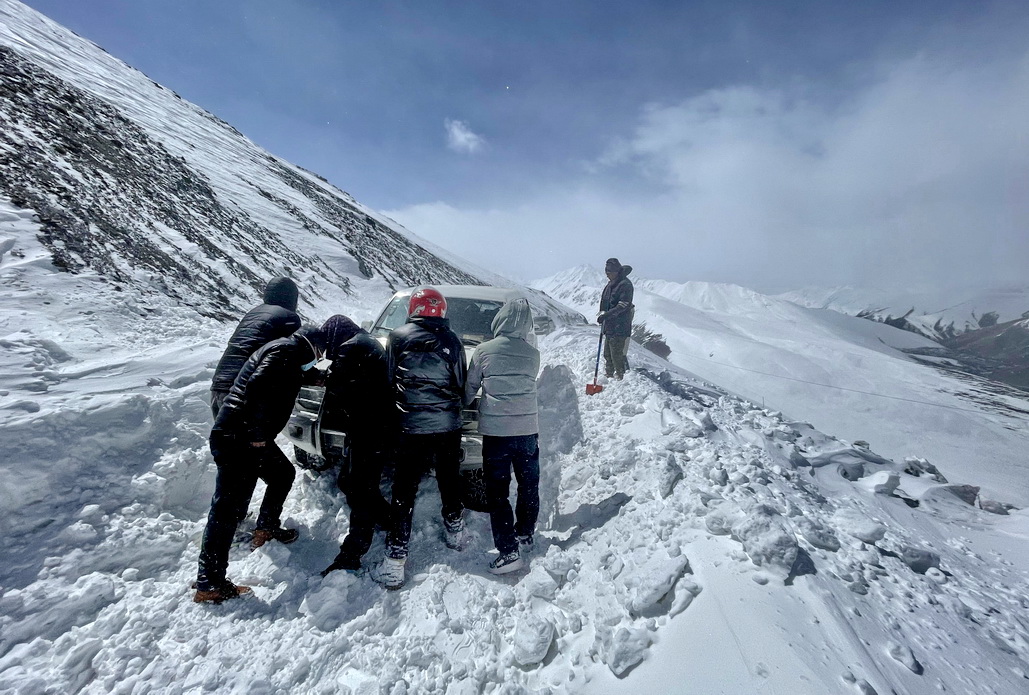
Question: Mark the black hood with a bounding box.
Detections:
[263,277,299,312]
[322,314,364,360]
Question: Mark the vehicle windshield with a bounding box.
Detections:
[371,296,507,346]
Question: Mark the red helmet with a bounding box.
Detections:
[408,287,448,318]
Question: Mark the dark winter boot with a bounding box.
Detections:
[443,517,466,550]
[321,551,361,577]
[251,526,300,550]
[488,551,525,575]
[371,556,406,590]
[193,582,252,604]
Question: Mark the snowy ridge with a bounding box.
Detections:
[778,285,1029,340]
[0,0,485,322]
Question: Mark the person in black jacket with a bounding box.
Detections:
[194,325,326,604]
[210,277,301,419]
[319,314,396,576]
[598,258,634,380]
[372,287,467,589]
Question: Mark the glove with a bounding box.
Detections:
[597,312,606,323]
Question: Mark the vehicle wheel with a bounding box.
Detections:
[294,446,333,472]
[460,467,490,513]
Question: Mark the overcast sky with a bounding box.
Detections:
[22,0,1029,292]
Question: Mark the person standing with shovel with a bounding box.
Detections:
[597,258,634,382]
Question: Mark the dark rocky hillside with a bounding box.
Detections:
[944,318,1029,391]
[0,44,482,321]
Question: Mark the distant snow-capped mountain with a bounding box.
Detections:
[776,285,1029,341]
[0,1,486,323]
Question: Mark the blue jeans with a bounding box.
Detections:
[483,434,540,555]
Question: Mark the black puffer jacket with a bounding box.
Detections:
[211,304,301,394]
[213,334,316,442]
[387,316,466,434]
[323,329,395,438]
[599,265,635,337]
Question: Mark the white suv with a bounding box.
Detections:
[285,285,561,509]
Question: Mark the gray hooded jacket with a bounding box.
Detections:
[464,299,540,437]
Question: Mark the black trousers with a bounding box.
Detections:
[483,434,540,555]
[385,430,463,559]
[336,436,392,566]
[196,432,296,590]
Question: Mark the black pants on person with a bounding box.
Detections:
[483,434,540,555]
[196,432,296,591]
[385,430,464,560]
[334,436,392,568]
[209,390,255,523]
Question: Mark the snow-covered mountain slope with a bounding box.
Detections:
[2,2,1028,692]
[3,221,1029,692]
[534,270,1029,507]
[778,285,1029,341]
[0,0,487,323]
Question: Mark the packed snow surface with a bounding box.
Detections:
[3,204,1029,694]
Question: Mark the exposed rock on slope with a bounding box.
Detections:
[0,37,481,321]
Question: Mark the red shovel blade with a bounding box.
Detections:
[586,382,603,395]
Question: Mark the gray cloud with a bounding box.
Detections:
[393,50,1029,292]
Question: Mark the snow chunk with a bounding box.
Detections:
[623,550,690,617]
[511,612,555,666]
[598,625,652,677]
[730,503,799,578]
[832,509,887,544]
[299,572,359,631]
[537,364,583,457]
[794,516,841,552]
[704,503,741,536]
[887,642,924,674]
[898,546,941,575]
[523,565,560,600]
[854,471,901,496]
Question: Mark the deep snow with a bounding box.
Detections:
[4,200,1029,694]
[1,0,1028,690]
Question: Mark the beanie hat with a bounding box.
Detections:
[321,314,363,360]
[263,277,300,312]
[605,258,622,273]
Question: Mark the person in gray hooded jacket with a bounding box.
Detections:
[464,298,541,574]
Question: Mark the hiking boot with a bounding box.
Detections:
[371,556,406,590]
[516,534,534,553]
[193,582,252,604]
[488,551,525,575]
[251,526,299,550]
[443,517,466,550]
[321,551,361,577]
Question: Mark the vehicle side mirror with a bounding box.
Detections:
[361,320,372,331]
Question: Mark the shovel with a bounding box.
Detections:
[586,332,604,395]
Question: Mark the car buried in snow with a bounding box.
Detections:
[284,284,558,510]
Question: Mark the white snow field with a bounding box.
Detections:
[4,201,1029,694]
[535,266,1029,507]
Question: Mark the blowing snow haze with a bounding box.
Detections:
[2,2,1029,694]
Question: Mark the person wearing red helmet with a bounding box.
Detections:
[372,287,467,589]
